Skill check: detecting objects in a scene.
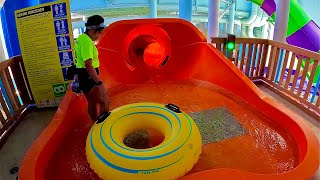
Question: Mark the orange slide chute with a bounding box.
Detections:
[19,19,319,180]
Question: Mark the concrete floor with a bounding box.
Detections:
[0,87,319,180]
[0,108,56,180]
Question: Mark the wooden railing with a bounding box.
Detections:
[0,56,33,148]
[0,40,318,145]
[211,37,320,119]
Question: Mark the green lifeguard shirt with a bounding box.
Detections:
[75,33,99,68]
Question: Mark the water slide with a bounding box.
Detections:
[250,0,320,52]
[18,18,319,180]
[250,0,320,83]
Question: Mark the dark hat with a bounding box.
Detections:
[85,15,105,31]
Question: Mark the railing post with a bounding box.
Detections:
[8,56,30,105]
[258,41,269,77]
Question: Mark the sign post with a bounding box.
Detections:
[15,0,75,107]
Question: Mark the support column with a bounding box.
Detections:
[273,0,290,42]
[150,0,157,18]
[227,1,235,34]
[179,0,192,22]
[207,0,220,42]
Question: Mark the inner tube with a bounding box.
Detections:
[86,102,202,180]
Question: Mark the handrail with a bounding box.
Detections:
[211,37,269,44]
[0,38,318,146]
[0,55,33,148]
[268,40,320,61]
[211,37,320,118]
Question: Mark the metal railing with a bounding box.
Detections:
[211,37,320,118]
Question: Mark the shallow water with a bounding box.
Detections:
[45,79,298,179]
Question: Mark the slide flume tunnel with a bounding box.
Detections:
[19,19,319,180]
[97,19,207,85]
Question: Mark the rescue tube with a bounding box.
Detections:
[86,102,202,180]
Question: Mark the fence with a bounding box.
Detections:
[0,56,33,147]
[0,38,319,146]
[211,37,320,119]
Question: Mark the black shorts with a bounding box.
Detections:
[77,68,100,94]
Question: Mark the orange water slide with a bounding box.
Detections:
[19,19,319,180]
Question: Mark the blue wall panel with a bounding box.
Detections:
[0,0,30,57]
[0,0,57,57]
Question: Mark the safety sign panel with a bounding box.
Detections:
[15,0,75,107]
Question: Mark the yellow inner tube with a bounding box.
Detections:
[86,102,202,180]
